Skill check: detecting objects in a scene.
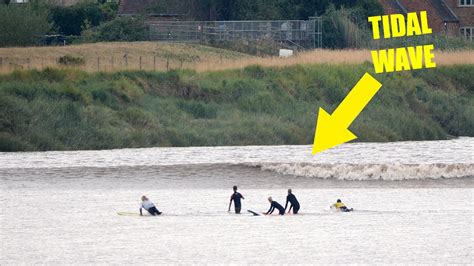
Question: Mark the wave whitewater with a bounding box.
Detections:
[249,163,474,181]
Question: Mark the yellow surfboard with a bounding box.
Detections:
[117,212,141,216]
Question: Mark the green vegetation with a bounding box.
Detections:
[0,64,472,151]
[84,17,148,42]
[0,4,51,47]
[49,3,103,36]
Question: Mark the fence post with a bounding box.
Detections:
[97,57,100,71]
[0,57,3,70]
[27,58,31,69]
[111,56,114,70]
[153,56,156,71]
[166,57,169,71]
[180,59,183,68]
[125,56,128,69]
[139,56,142,70]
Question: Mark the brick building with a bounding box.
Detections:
[380,0,473,41]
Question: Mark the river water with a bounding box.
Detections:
[1,138,473,264]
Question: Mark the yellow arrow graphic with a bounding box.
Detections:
[312,72,382,155]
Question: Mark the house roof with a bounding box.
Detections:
[429,0,458,22]
[118,0,155,16]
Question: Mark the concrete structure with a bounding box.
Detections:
[380,0,473,41]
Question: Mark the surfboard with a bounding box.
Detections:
[117,212,141,216]
[247,210,260,216]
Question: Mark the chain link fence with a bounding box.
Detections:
[148,18,322,49]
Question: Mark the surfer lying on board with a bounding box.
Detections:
[140,195,162,216]
[228,185,245,214]
[331,199,353,212]
[264,197,285,215]
[284,189,300,214]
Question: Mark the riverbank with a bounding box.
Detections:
[0,64,472,151]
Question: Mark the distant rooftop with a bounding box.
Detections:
[118,0,155,16]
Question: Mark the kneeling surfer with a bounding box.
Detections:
[265,197,285,215]
[140,195,162,216]
[331,199,353,212]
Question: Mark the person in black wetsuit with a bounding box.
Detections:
[265,197,285,215]
[284,189,300,214]
[228,185,245,214]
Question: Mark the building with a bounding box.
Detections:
[118,0,154,16]
[380,0,473,41]
[117,0,182,21]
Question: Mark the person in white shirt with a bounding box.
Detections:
[140,195,162,216]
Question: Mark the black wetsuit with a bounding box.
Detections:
[231,192,243,214]
[266,201,285,215]
[147,206,162,216]
[285,193,300,214]
[340,206,353,212]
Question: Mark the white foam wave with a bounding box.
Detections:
[251,163,474,181]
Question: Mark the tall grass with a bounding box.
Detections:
[0,65,472,151]
[1,42,473,73]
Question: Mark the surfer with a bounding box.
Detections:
[265,197,285,215]
[331,199,353,212]
[284,189,300,214]
[139,195,162,216]
[228,185,245,214]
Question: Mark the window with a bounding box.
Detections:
[460,27,473,41]
[459,0,474,6]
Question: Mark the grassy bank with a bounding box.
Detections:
[0,64,473,151]
[1,42,473,74]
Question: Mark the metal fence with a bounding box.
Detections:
[148,18,322,49]
[0,56,196,73]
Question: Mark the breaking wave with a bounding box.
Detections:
[249,162,474,181]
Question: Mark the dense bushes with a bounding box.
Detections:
[0,65,472,151]
[88,17,148,42]
[0,4,51,47]
[49,3,112,36]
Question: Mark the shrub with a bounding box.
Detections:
[49,3,103,36]
[91,17,148,42]
[58,55,85,66]
[0,4,51,47]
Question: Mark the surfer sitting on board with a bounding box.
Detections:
[228,185,245,214]
[140,195,162,216]
[331,199,353,212]
[284,189,300,214]
[264,197,285,215]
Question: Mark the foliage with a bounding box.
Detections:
[0,4,51,47]
[0,65,472,151]
[47,1,118,37]
[49,3,104,36]
[89,16,148,42]
[58,55,85,66]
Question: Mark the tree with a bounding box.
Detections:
[0,4,51,47]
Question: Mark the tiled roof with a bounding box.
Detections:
[118,0,155,15]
